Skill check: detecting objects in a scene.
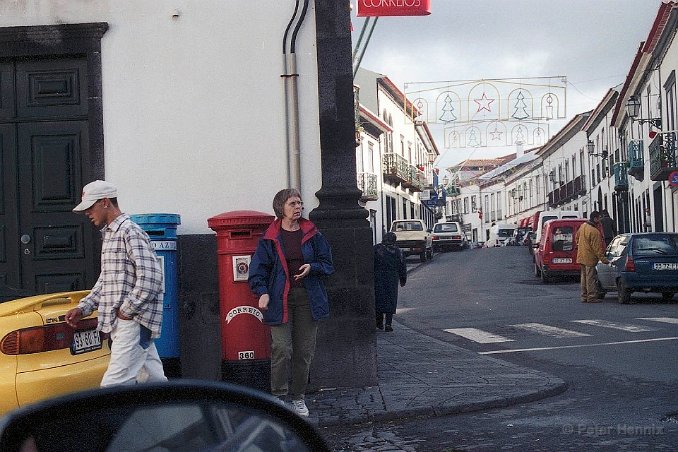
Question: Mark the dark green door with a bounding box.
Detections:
[0,57,98,301]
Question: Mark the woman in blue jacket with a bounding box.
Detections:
[248,188,333,417]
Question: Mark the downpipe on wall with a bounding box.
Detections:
[282,0,309,190]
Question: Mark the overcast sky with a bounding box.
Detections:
[351,0,661,168]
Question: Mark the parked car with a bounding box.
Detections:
[534,219,587,283]
[508,227,531,246]
[596,233,678,304]
[533,209,582,246]
[431,221,467,252]
[0,291,110,416]
[487,223,517,247]
[0,380,330,451]
[390,219,433,262]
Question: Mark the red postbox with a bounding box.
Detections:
[207,210,274,391]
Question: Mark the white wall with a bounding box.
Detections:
[0,0,321,233]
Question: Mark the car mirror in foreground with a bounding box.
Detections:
[0,380,330,452]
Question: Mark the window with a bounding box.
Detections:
[632,234,678,256]
[664,70,676,134]
[433,223,459,232]
[356,141,364,173]
[551,226,574,252]
[564,160,570,182]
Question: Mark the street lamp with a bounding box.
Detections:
[587,139,608,159]
[625,95,662,129]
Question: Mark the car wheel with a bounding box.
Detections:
[534,262,541,277]
[662,292,675,302]
[617,279,632,304]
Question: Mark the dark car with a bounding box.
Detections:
[596,233,678,303]
[0,380,330,451]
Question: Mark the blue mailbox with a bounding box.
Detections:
[130,213,181,376]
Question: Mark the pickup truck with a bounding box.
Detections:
[390,219,433,263]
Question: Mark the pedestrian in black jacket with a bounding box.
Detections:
[600,209,617,247]
[374,232,407,332]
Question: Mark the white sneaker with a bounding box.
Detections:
[291,398,309,417]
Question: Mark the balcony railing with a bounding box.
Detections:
[382,153,409,184]
[613,161,628,191]
[445,185,460,196]
[357,172,378,201]
[403,165,426,192]
[649,132,678,181]
[627,140,644,180]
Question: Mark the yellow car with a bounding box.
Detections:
[0,291,110,415]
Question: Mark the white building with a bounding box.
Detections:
[355,68,439,242]
[0,0,378,389]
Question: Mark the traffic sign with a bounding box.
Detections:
[669,171,678,187]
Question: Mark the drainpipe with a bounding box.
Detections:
[282,0,309,189]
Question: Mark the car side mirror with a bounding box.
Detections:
[0,381,330,452]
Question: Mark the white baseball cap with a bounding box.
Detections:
[73,180,118,212]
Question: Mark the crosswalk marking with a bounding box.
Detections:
[511,323,591,338]
[638,317,678,325]
[479,337,678,355]
[571,319,656,332]
[443,328,514,343]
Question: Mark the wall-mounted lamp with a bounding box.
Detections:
[626,95,662,129]
[587,140,608,159]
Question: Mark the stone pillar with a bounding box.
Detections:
[308,0,377,389]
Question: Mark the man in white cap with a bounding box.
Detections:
[66,180,167,386]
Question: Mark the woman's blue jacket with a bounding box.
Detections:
[248,218,334,325]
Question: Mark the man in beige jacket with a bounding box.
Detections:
[575,211,609,303]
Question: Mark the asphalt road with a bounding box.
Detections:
[324,246,678,450]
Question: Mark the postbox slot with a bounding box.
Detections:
[229,230,251,239]
[146,230,166,237]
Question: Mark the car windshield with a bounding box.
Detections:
[498,229,514,237]
[551,226,574,251]
[434,223,458,232]
[632,235,678,256]
[393,222,422,231]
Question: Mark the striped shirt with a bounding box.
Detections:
[78,214,164,338]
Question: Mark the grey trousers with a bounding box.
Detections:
[270,287,318,400]
[580,264,600,302]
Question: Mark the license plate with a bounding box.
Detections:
[553,258,572,264]
[71,329,102,355]
[654,263,678,270]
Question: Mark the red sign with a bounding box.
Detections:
[669,171,678,187]
[356,0,431,17]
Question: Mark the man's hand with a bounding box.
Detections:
[65,307,83,328]
[258,294,270,311]
[116,310,133,320]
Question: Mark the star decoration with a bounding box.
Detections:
[474,92,495,113]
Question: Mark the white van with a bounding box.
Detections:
[487,223,517,247]
[534,210,582,245]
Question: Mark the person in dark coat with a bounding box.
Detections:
[600,209,617,247]
[374,232,407,332]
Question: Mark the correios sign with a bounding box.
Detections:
[357,0,431,17]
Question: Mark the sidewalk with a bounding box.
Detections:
[307,260,567,427]
[308,321,567,427]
